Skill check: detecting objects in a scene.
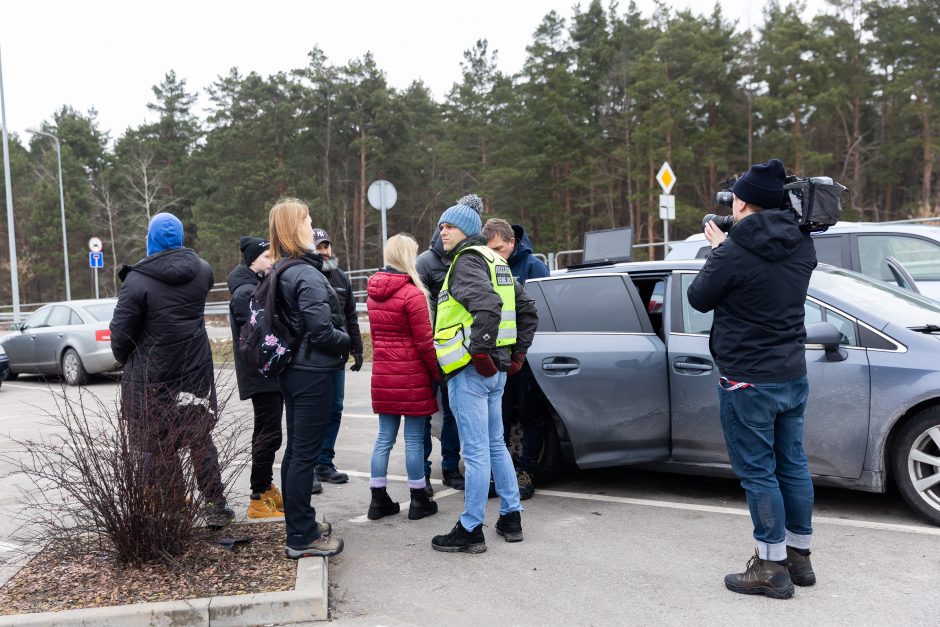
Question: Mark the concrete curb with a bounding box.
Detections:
[0,556,328,626]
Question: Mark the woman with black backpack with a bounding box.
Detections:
[268,198,349,559]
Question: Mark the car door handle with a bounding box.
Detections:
[673,360,712,372]
[543,363,578,371]
[542,358,580,373]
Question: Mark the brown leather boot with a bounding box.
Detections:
[786,546,816,586]
[724,551,794,599]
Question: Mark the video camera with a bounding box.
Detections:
[704,174,847,233]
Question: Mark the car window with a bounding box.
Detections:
[83,302,117,322]
[812,235,844,267]
[811,266,940,328]
[46,306,74,327]
[858,235,940,282]
[804,301,823,325]
[824,308,858,346]
[524,282,556,332]
[70,309,85,325]
[541,276,642,332]
[679,274,714,334]
[22,308,50,330]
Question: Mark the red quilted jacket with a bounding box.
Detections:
[367,271,440,416]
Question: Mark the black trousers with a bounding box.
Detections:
[249,391,284,494]
[502,361,546,473]
[278,368,333,547]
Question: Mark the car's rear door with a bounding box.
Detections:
[526,273,670,469]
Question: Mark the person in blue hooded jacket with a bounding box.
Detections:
[111,212,233,529]
[483,218,550,500]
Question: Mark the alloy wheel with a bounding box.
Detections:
[907,425,940,513]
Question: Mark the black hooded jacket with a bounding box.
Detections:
[275,252,350,373]
[227,263,280,400]
[687,209,817,383]
[416,230,449,321]
[110,248,216,419]
[320,260,363,356]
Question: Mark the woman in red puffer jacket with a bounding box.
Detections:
[366,234,440,522]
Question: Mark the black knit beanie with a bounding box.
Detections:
[240,236,270,267]
[733,159,787,209]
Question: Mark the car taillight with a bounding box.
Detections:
[95,329,111,342]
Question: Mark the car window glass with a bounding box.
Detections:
[525,282,555,332]
[679,274,713,334]
[858,235,940,282]
[810,266,940,328]
[46,306,73,327]
[541,276,642,332]
[23,308,50,330]
[824,309,858,346]
[812,236,843,267]
[70,309,84,325]
[804,300,823,325]
[83,302,117,322]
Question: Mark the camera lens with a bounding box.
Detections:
[715,191,734,208]
[702,214,735,232]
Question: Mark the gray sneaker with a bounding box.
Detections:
[285,535,344,559]
[316,521,332,537]
[205,502,235,530]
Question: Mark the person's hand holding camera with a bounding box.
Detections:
[704,219,727,249]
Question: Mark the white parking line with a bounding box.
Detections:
[1,383,44,391]
[536,489,940,536]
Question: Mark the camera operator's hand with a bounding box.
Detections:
[704,220,727,249]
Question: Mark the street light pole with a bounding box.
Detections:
[0,45,21,324]
[27,127,70,301]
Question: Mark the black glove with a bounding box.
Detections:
[351,352,364,371]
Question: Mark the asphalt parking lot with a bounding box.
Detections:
[0,368,938,625]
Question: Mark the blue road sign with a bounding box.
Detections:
[89,251,104,268]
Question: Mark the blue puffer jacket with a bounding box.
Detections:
[508,225,550,286]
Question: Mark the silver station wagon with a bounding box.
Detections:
[520,261,940,526]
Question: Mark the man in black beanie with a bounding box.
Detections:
[228,236,286,519]
[687,159,818,599]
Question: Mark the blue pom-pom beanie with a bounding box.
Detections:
[146,212,184,256]
[733,159,787,209]
[437,194,483,238]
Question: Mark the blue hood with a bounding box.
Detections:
[508,224,549,285]
[147,213,184,256]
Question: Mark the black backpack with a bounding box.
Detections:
[238,258,305,376]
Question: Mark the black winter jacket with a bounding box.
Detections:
[320,260,363,355]
[444,236,539,375]
[687,209,817,383]
[275,253,350,373]
[416,231,449,321]
[227,263,280,400]
[111,248,216,420]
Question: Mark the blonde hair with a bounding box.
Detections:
[268,198,311,263]
[384,234,429,300]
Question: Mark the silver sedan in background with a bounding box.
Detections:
[0,298,120,385]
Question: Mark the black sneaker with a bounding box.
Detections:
[517,470,535,501]
[284,535,344,559]
[311,472,323,495]
[432,521,486,554]
[786,546,816,586]
[724,552,794,599]
[495,510,523,542]
[315,464,349,484]
[367,487,400,521]
[442,469,465,490]
[205,502,235,530]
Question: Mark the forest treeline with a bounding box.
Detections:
[1,0,938,303]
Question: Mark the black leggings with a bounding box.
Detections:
[249,391,284,494]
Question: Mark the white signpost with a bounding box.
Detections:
[367,180,397,256]
[656,162,677,251]
[88,237,103,299]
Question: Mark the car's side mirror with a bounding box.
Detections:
[805,322,847,362]
[10,322,23,332]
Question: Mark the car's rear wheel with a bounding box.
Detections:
[61,348,89,386]
[891,408,940,526]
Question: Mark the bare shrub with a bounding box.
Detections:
[0,368,253,565]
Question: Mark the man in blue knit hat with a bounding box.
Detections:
[429,197,539,554]
[688,159,818,598]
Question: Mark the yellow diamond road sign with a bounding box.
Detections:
[656,162,676,194]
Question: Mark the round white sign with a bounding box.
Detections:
[367,180,397,211]
[88,237,103,252]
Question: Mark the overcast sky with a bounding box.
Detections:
[0,0,825,141]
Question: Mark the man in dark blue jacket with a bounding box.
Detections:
[484,218,550,500]
[687,159,817,599]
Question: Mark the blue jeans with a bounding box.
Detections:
[317,368,345,468]
[718,375,814,561]
[371,414,428,489]
[424,381,462,476]
[447,367,521,531]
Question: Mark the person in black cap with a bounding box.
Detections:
[311,228,363,487]
[227,236,285,519]
[687,159,818,599]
